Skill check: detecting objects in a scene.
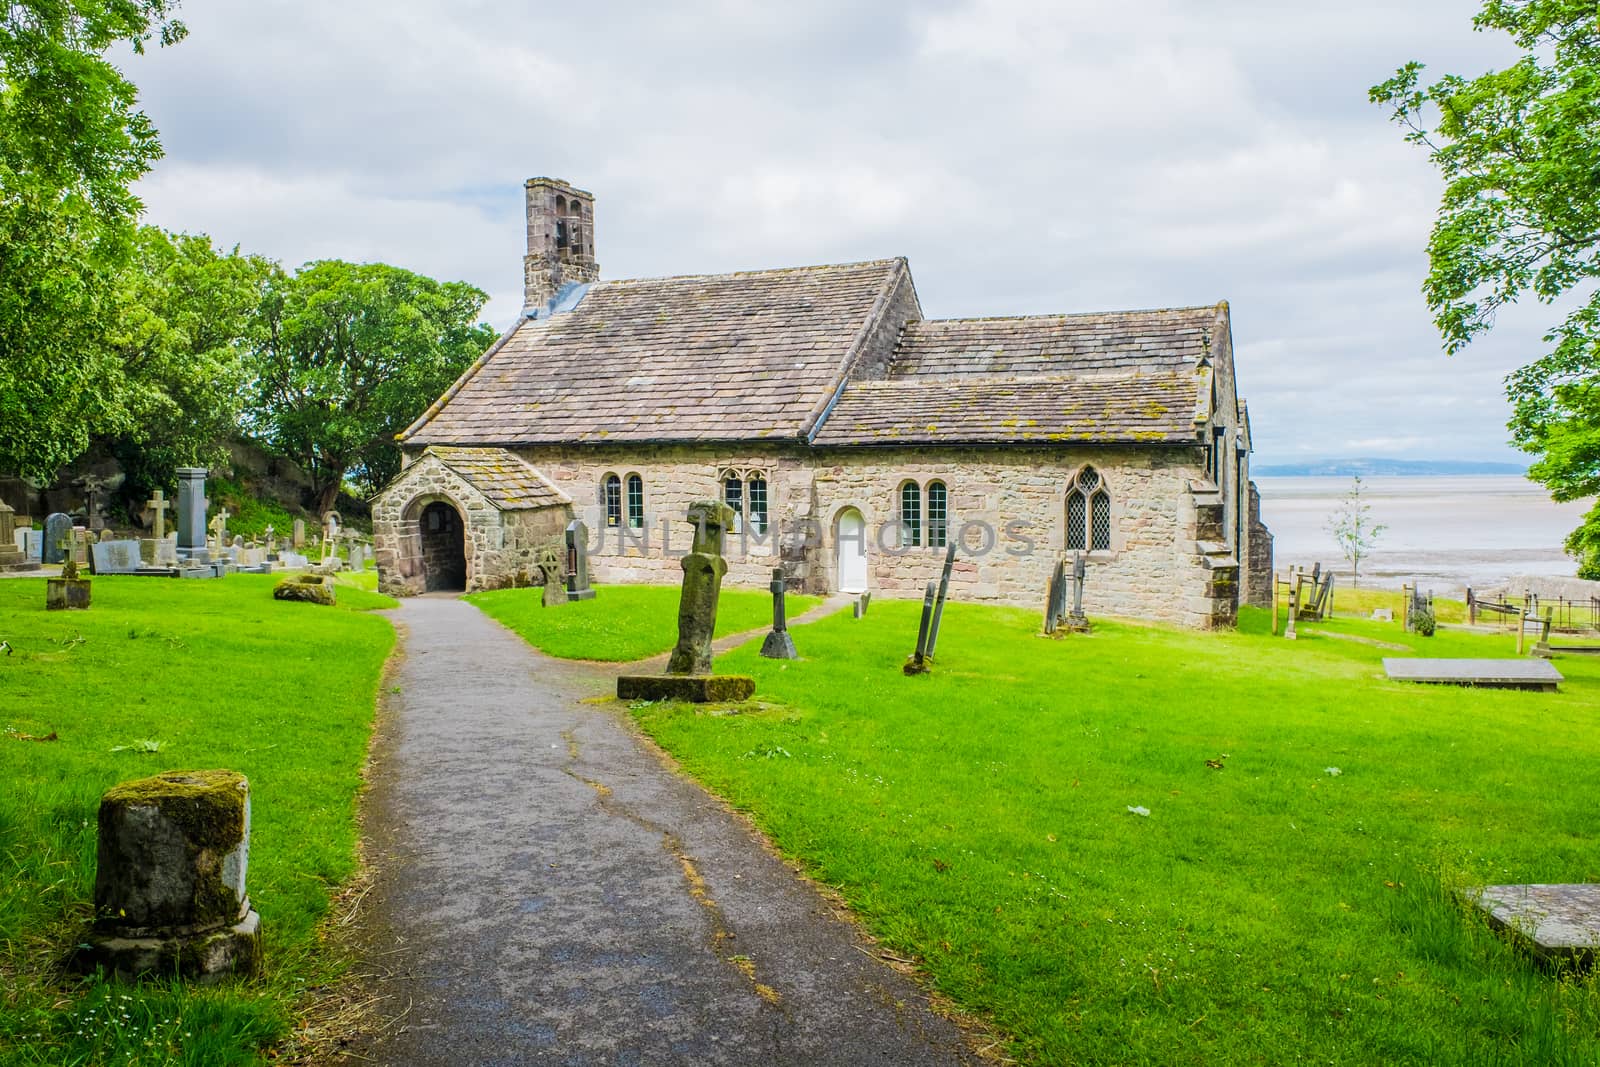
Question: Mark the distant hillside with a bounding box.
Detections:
[1255,458,1529,477]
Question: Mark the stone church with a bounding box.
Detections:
[373,177,1272,628]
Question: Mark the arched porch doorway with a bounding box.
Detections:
[835,507,868,594]
[419,501,466,592]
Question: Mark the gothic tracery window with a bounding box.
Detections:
[1066,466,1111,552]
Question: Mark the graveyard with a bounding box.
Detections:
[3,555,1600,1062]
[0,573,395,1064]
[607,595,1600,1063]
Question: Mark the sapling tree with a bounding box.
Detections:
[1327,476,1386,586]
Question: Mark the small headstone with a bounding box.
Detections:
[23,529,42,562]
[44,512,70,564]
[279,550,309,569]
[1063,552,1092,633]
[292,519,305,549]
[157,533,179,566]
[90,539,142,575]
[75,770,261,981]
[1370,608,1393,622]
[564,519,595,600]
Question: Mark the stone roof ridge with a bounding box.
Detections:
[913,301,1223,328]
[803,257,917,443]
[594,257,907,289]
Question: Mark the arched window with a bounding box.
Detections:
[602,473,622,527]
[555,195,569,250]
[900,481,922,547]
[568,201,584,258]
[926,480,948,548]
[722,470,744,532]
[626,474,644,529]
[748,473,768,535]
[1066,467,1111,551]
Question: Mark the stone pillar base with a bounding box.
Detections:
[76,908,261,984]
[759,630,798,659]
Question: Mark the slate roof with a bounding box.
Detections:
[424,447,570,510]
[885,306,1216,379]
[401,260,908,446]
[813,305,1218,447]
[812,373,1200,446]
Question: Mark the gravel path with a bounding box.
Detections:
[355,595,979,1066]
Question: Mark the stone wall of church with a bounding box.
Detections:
[1245,480,1274,608]
[512,442,1236,627]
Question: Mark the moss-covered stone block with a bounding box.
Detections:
[78,770,262,982]
[617,674,755,703]
[273,572,336,605]
[45,577,91,610]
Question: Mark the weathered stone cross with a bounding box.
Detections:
[146,489,171,540]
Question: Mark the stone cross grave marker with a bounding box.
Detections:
[760,566,799,659]
[146,489,171,540]
[44,512,70,564]
[564,519,595,600]
[1064,552,1092,633]
[617,501,755,703]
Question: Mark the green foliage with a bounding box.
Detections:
[203,476,297,541]
[0,574,393,1064]
[468,584,821,662]
[247,261,496,513]
[1371,2,1600,563]
[106,228,278,497]
[638,599,1600,1063]
[0,0,187,482]
[1414,605,1437,635]
[1326,475,1386,585]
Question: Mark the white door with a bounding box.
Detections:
[836,509,868,593]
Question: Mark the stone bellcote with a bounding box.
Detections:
[524,177,599,312]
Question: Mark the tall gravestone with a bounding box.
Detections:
[44,512,70,564]
[175,467,208,562]
[618,501,754,703]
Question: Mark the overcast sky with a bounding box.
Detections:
[121,0,1539,465]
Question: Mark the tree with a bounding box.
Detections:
[1371,1,1600,571]
[105,226,278,498]
[0,0,187,482]
[1327,476,1386,586]
[247,261,497,515]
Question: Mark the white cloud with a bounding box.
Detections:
[123,0,1541,462]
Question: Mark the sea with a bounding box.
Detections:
[1254,475,1594,594]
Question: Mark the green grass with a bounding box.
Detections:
[0,574,396,1066]
[467,584,820,661]
[629,600,1600,1065]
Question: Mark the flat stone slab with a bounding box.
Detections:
[1471,884,1600,966]
[617,674,755,703]
[1382,657,1563,691]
